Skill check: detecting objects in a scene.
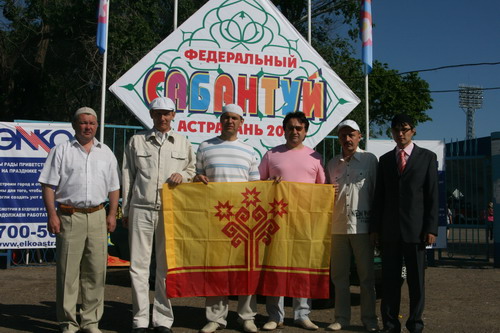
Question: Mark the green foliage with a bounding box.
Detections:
[0,0,432,137]
[1,0,174,124]
[367,62,432,137]
[317,38,432,139]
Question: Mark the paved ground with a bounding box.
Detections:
[1,259,499,333]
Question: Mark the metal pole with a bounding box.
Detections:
[174,0,178,29]
[307,0,311,44]
[99,0,110,143]
[365,74,369,149]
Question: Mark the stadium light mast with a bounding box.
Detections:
[459,84,483,140]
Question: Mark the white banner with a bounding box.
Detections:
[0,122,73,249]
[110,0,360,158]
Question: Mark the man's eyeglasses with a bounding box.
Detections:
[392,127,412,134]
[286,125,305,132]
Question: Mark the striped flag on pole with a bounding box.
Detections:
[361,0,373,74]
[96,0,109,54]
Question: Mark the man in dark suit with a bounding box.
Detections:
[370,114,438,333]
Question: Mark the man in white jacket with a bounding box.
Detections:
[122,97,196,333]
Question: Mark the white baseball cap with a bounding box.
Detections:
[149,97,176,111]
[337,119,361,132]
[222,104,244,117]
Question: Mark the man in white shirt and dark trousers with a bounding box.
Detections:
[39,107,120,333]
[195,104,260,333]
[326,120,379,332]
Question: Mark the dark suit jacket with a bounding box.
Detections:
[370,144,439,243]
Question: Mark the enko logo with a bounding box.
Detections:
[0,127,73,152]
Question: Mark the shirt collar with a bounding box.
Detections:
[340,147,362,162]
[396,142,414,156]
[71,137,101,148]
[147,128,175,143]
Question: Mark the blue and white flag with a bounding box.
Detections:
[361,0,373,74]
[96,0,109,54]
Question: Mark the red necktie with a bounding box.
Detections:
[398,150,406,174]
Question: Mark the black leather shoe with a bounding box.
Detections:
[154,327,173,333]
[131,328,149,333]
[380,328,400,333]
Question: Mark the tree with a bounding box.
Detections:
[327,55,433,139]
[1,0,432,139]
[311,20,432,139]
[1,0,175,124]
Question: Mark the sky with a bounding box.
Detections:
[371,0,500,142]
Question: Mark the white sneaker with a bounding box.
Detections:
[200,322,221,333]
[238,319,258,333]
[262,320,284,331]
[295,318,319,330]
[326,322,343,331]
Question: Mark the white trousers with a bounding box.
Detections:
[205,295,257,326]
[129,207,174,329]
[266,296,312,322]
[330,234,377,326]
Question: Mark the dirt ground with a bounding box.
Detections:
[1,259,499,333]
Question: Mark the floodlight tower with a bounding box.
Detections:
[459,84,483,140]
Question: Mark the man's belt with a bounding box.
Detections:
[59,203,104,215]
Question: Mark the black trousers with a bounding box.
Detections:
[380,242,426,333]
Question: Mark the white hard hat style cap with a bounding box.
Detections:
[222,104,244,117]
[149,97,176,111]
[337,119,361,132]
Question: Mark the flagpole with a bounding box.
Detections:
[361,0,372,150]
[99,0,110,143]
[307,0,311,44]
[365,73,369,149]
[174,0,178,29]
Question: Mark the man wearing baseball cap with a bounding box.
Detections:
[39,107,120,333]
[122,97,196,333]
[194,104,260,333]
[326,119,379,332]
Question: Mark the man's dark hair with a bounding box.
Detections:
[283,112,309,131]
[391,114,415,129]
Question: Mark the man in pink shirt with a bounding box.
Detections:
[259,111,325,331]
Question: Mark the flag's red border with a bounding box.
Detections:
[166,270,330,299]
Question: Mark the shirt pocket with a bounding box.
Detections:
[171,151,188,160]
[136,151,154,169]
[331,168,344,183]
[353,169,366,189]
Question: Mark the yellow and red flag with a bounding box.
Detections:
[163,181,334,299]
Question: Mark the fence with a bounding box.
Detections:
[439,137,493,262]
[1,123,338,268]
[4,127,495,267]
